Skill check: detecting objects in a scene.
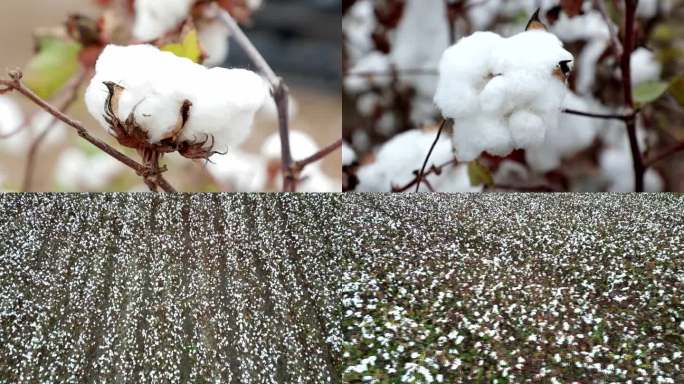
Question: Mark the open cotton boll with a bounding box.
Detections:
[55,149,124,191]
[207,150,267,191]
[435,29,572,161]
[356,129,479,192]
[600,147,664,192]
[342,142,357,166]
[0,96,24,153]
[262,130,320,163]
[181,68,268,153]
[551,11,610,95]
[85,44,268,154]
[343,0,376,64]
[345,52,392,94]
[526,93,601,172]
[198,19,231,67]
[260,130,339,192]
[630,48,662,85]
[133,0,196,41]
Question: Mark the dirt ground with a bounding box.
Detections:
[0,0,341,191]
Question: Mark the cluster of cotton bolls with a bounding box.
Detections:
[85,44,268,155]
[353,128,480,192]
[206,130,339,192]
[344,0,675,191]
[132,0,264,66]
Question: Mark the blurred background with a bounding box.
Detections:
[0,0,341,192]
[342,0,684,192]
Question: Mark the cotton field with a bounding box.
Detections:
[341,193,684,383]
[0,193,344,383]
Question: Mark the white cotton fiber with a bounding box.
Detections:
[207,150,267,192]
[197,19,231,67]
[342,142,357,166]
[356,128,481,192]
[525,92,602,172]
[630,48,661,85]
[85,44,268,154]
[434,29,573,161]
[133,0,196,41]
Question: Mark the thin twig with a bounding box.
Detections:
[22,70,90,192]
[415,119,447,192]
[562,108,636,121]
[392,157,459,193]
[593,0,623,57]
[294,139,342,170]
[645,141,684,167]
[0,70,175,192]
[216,6,296,192]
[620,0,644,192]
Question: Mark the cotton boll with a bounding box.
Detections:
[630,48,661,85]
[86,44,268,154]
[599,123,664,192]
[55,148,124,191]
[551,11,610,95]
[636,0,658,19]
[262,130,320,162]
[198,19,230,67]
[600,147,664,192]
[508,110,545,148]
[342,142,357,166]
[526,93,601,172]
[207,150,267,191]
[432,164,483,193]
[435,29,572,161]
[343,0,376,64]
[345,52,392,94]
[0,96,24,154]
[133,0,195,41]
[356,129,456,192]
[182,68,267,153]
[261,131,337,192]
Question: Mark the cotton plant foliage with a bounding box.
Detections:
[434,26,574,162]
[85,44,268,156]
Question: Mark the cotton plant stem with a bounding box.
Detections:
[22,69,89,192]
[415,119,448,192]
[0,70,176,192]
[216,7,296,192]
[621,0,645,192]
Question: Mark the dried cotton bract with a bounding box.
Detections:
[434,28,573,161]
[85,44,268,158]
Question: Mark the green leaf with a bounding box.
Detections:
[633,81,669,105]
[667,76,684,105]
[161,29,202,63]
[23,36,81,99]
[467,161,493,187]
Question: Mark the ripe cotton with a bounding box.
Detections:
[85,44,268,154]
[434,30,573,162]
[133,0,196,41]
[355,129,481,193]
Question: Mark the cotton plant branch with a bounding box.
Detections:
[0,70,176,192]
[216,6,297,192]
[562,108,637,121]
[394,154,460,193]
[415,119,448,192]
[645,140,684,167]
[22,69,90,192]
[292,139,343,171]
